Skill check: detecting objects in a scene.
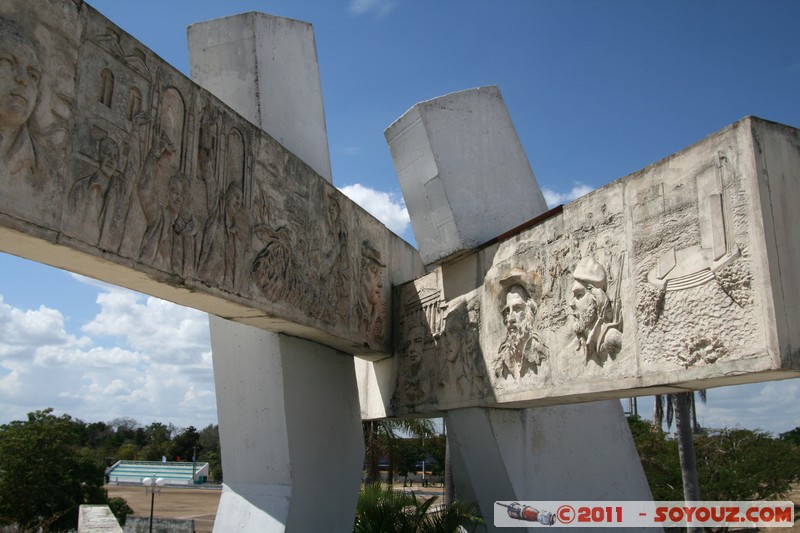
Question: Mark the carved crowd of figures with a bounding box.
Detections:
[0,16,386,347]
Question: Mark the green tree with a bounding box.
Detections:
[695,427,800,500]
[108,416,140,449]
[363,419,435,485]
[627,415,682,500]
[198,424,222,482]
[395,438,422,485]
[779,426,800,446]
[107,497,133,526]
[427,434,446,476]
[116,442,138,460]
[139,422,175,461]
[0,409,126,532]
[173,425,200,461]
[629,416,800,502]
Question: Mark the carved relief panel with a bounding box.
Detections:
[391,270,490,414]
[389,121,789,415]
[391,271,442,412]
[480,186,630,400]
[0,1,404,357]
[629,147,760,371]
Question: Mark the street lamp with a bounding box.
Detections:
[142,475,165,533]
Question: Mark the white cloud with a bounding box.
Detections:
[0,296,91,360]
[541,182,594,207]
[340,146,362,156]
[632,379,800,436]
[692,380,800,435]
[81,288,210,364]
[348,0,397,18]
[0,285,216,429]
[338,183,411,237]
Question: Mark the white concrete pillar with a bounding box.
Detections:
[189,14,362,531]
[188,12,332,182]
[386,87,654,531]
[447,403,652,531]
[210,318,363,531]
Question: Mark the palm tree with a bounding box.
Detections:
[353,483,484,533]
[363,418,435,485]
[653,389,707,434]
[653,390,706,533]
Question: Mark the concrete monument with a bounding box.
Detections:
[4,1,800,531]
[382,88,656,529]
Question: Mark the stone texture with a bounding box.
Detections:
[78,505,123,533]
[0,0,422,358]
[385,86,549,266]
[447,403,653,532]
[210,319,363,532]
[190,14,369,532]
[387,86,654,531]
[5,0,800,424]
[188,13,332,183]
[388,116,800,416]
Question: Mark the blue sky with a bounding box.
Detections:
[1,0,799,433]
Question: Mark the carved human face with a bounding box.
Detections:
[405,326,425,365]
[168,176,185,213]
[570,280,598,337]
[225,184,243,217]
[502,288,530,335]
[98,138,119,178]
[443,318,463,362]
[464,322,478,356]
[362,261,383,306]
[0,32,40,129]
[328,198,340,225]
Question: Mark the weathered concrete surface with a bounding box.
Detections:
[448,403,653,532]
[78,505,123,533]
[210,319,363,532]
[189,13,368,532]
[387,86,653,532]
[124,516,193,533]
[0,0,422,359]
[385,86,548,266]
[387,116,800,416]
[188,13,332,183]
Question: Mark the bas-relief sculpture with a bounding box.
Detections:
[390,120,796,415]
[0,17,63,229]
[630,149,758,370]
[0,3,397,354]
[391,271,488,411]
[493,269,548,380]
[568,256,623,364]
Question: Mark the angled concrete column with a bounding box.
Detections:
[386,87,653,531]
[209,318,363,531]
[386,86,548,265]
[189,12,332,182]
[190,14,361,531]
[447,404,652,530]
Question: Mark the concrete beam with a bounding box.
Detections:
[0,1,422,359]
